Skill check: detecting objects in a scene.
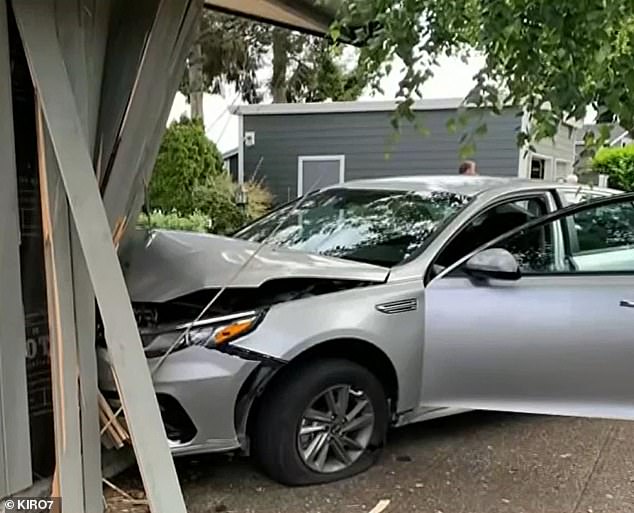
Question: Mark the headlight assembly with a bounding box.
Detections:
[142,310,264,358]
[182,311,262,348]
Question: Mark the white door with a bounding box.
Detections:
[298,156,345,196]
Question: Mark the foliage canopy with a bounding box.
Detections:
[181,11,367,104]
[336,1,634,148]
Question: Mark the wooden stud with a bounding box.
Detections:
[0,0,32,496]
[36,101,85,512]
[13,3,188,511]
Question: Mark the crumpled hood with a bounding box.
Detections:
[121,229,390,303]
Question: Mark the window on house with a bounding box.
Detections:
[555,160,570,180]
[530,157,546,179]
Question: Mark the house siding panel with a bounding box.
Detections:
[531,123,576,179]
[244,108,521,203]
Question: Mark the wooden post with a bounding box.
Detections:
[0,0,32,497]
[36,102,85,512]
[13,3,188,511]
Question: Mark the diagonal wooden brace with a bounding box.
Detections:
[12,2,187,512]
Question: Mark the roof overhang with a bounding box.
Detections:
[231,98,480,116]
[203,0,338,37]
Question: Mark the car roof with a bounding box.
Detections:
[325,175,619,197]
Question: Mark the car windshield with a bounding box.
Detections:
[234,188,472,267]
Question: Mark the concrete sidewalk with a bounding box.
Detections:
[107,412,634,513]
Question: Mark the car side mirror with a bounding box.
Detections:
[463,248,521,281]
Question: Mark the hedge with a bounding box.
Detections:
[592,145,634,191]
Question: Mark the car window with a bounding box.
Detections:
[561,188,608,205]
[434,196,550,270]
[489,198,634,274]
[234,188,472,267]
[487,221,559,273]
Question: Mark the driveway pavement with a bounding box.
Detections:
[106,411,634,513]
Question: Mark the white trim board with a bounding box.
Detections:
[528,152,555,180]
[297,155,345,196]
[516,111,531,178]
[233,98,469,116]
[238,114,244,184]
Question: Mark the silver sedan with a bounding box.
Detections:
[99,176,632,485]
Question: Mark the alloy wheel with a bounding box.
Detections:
[297,384,375,473]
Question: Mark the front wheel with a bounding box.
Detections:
[252,358,389,485]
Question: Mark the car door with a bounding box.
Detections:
[421,192,634,420]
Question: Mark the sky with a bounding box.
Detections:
[168,55,488,154]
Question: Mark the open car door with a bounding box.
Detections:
[421,192,634,420]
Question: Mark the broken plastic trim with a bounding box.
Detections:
[219,344,287,367]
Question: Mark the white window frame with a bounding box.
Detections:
[297,155,346,196]
[528,152,554,180]
[554,158,573,180]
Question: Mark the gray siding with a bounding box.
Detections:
[244,108,522,203]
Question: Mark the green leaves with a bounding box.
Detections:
[337,0,634,147]
[592,144,634,191]
[148,118,272,235]
[149,118,224,216]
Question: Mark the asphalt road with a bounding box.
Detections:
[106,411,634,513]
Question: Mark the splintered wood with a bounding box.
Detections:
[98,392,130,449]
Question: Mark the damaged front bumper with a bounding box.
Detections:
[97,344,284,456]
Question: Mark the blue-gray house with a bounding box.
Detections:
[232,99,578,204]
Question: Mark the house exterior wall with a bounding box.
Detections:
[243,108,523,203]
[529,123,577,180]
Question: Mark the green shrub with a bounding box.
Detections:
[141,173,274,236]
[145,117,273,235]
[191,171,247,234]
[592,145,634,191]
[149,117,225,215]
[244,179,274,221]
[138,210,210,233]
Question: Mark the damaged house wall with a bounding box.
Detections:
[0,1,31,497]
[1,0,342,507]
[2,0,200,507]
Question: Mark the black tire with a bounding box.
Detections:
[252,358,389,486]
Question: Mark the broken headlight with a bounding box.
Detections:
[142,330,187,358]
[185,310,263,348]
[143,310,263,357]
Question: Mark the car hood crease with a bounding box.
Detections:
[122,229,390,303]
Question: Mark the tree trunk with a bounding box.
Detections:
[188,18,205,121]
[271,28,289,103]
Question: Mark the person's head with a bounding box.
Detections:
[458,160,478,176]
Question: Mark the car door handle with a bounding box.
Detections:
[620,300,634,308]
